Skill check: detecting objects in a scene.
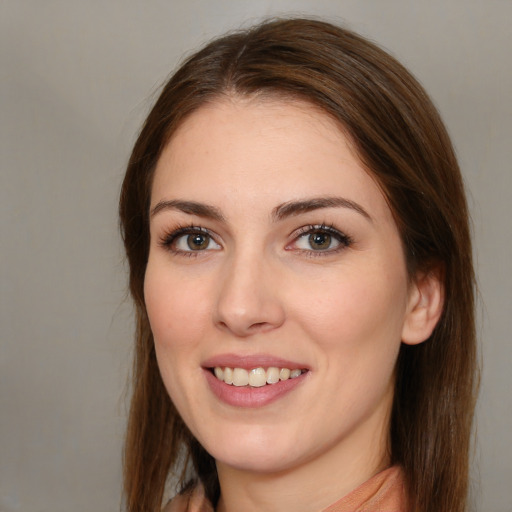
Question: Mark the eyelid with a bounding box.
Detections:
[158,225,222,254]
[286,224,353,255]
[157,222,352,257]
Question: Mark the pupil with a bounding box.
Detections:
[188,233,208,250]
[310,232,331,250]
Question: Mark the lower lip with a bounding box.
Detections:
[204,369,307,408]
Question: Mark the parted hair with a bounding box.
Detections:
[120,18,477,512]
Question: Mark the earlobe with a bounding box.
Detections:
[401,269,444,346]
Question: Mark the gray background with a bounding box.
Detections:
[1,1,510,511]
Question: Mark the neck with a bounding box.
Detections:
[215,407,391,512]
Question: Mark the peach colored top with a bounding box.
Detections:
[164,466,407,512]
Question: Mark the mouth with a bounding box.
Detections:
[202,354,310,407]
[210,366,308,388]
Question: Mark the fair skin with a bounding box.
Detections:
[145,97,443,512]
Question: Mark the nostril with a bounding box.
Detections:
[247,321,274,333]
[214,317,277,337]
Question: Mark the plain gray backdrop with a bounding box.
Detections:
[1,1,511,511]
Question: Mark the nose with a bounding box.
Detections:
[213,250,285,337]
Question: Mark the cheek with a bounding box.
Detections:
[144,262,214,415]
[291,266,408,362]
[144,263,212,353]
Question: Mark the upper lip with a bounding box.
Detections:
[202,353,309,370]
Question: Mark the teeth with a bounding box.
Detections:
[213,366,305,387]
[266,367,280,384]
[279,368,290,381]
[223,367,234,385]
[233,368,249,387]
[249,367,267,387]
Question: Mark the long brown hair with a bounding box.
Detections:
[120,18,477,512]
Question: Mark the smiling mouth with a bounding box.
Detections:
[211,366,307,388]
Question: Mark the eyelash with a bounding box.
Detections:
[288,224,353,257]
[159,224,219,258]
[158,223,353,257]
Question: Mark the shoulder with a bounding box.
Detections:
[322,466,408,512]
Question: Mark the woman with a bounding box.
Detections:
[119,18,477,512]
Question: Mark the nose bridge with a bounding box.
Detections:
[214,243,284,336]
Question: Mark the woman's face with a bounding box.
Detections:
[145,97,419,477]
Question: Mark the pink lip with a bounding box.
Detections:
[201,353,310,408]
[202,353,309,371]
[204,368,308,408]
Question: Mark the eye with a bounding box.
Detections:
[301,231,336,251]
[175,232,218,251]
[289,225,352,254]
[160,226,221,254]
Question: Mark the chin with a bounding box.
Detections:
[200,426,301,474]
[215,450,298,475]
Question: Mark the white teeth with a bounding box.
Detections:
[232,368,249,387]
[266,367,280,384]
[213,366,304,387]
[223,367,234,385]
[279,368,291,381]
[249,367,267,387]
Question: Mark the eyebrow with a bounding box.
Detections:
[150,199,226,222]
[272,196,372,222]
[150,196,372,223]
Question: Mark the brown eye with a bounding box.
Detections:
[187,233,210,250]
[289,224,352,255]
[308,232,332,250]
[168,229,221,253]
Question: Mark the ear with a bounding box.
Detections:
[401,268,444,345]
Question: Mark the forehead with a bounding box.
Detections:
[151,96,391,223]
[166,95,355,162]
